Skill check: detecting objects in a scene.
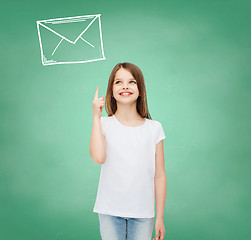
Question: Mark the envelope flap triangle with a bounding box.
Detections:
[40,16,97,43]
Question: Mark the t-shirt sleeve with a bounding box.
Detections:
[155,122,166,145]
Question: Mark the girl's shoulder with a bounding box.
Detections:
[146,118,163,126]
[101,115,113,122]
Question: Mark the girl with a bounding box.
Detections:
[90,62,166,240]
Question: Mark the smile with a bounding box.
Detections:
[120,93,132,96]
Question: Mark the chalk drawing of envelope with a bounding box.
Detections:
[36,14,106,66]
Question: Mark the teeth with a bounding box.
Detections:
[121,93,131,95]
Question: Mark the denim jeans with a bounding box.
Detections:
[98,213,154,240]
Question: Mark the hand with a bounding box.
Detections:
[92,86,104,118]
[153,218,165,240]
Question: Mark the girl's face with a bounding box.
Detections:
[112,68,139,104]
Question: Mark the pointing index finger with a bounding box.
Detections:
[94,86,99,99]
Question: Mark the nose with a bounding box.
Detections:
[122,84,129,89]
[120,81,129,89]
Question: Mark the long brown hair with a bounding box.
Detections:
[104,62,152,120]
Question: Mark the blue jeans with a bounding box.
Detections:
[98,213,154,240]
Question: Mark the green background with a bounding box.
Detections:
[1,0,250,239]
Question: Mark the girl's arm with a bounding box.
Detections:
[154,140,167,219]
[154,140,167,239]
[90,86,106,164]
[89,116,106,164]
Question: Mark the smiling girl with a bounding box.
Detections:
[90,62,166,240]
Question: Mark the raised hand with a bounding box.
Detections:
[92,86,104,118]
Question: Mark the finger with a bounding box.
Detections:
[94,86,99,99]
[155,233,159,240]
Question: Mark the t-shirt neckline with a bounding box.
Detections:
[113,115,147,128]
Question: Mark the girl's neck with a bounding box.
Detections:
[114,110,143,122]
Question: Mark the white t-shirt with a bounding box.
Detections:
[93,114,166,218]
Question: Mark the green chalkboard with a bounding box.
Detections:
[1,0,250,239]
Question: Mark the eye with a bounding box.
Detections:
[115,80,136,84]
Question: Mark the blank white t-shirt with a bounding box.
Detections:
[93,114,166,218]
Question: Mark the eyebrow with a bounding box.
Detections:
[114,78,135,80]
